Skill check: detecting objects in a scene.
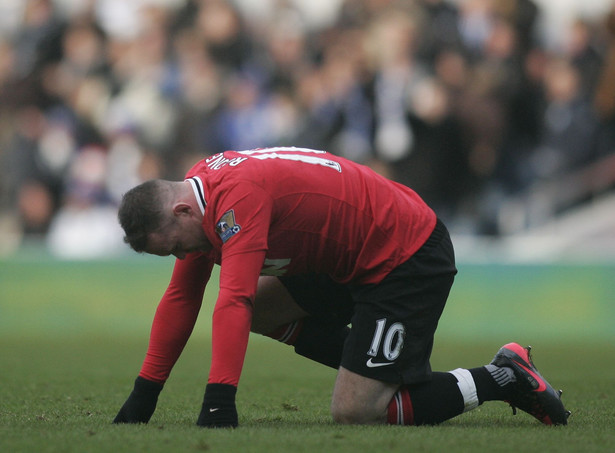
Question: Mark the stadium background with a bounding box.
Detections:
[1,0,614,343]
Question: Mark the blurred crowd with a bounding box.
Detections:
[1,0,615,257]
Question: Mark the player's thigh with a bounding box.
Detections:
[331,366,398,425]
[251,276,309,334]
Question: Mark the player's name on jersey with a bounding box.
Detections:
[205,153,248,170]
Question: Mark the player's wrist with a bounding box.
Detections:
[204,383,237,402]
[134,376,164,395]
[112,376,164,424]
[197,383,238,428]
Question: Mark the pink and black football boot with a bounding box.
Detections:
[491,342,570,425]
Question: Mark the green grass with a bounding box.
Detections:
[1,257,614,452]
[2,336,614,452]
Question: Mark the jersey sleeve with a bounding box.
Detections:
[207,182,273,386]
[139,252,214,384]
[208,249,265,385]
[210,179,272,256]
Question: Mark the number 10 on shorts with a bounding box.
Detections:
[367,318,406,361]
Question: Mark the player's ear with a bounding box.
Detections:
[172,202,192,217]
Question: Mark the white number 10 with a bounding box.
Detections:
[367,318,405,360]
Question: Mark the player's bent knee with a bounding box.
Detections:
[330,367,395,425]
[330,399,381,425]
[330,403,360,425]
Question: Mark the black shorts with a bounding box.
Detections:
[279,219,457,384]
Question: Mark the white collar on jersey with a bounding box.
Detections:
[186,176,206,215]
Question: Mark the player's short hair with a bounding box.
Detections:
[118,180,173,252]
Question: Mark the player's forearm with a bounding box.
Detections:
[140,294,203,383]
[208,295,253,385]
[139,255,212,383]
[207,250,262,385]
[198,297,252,428]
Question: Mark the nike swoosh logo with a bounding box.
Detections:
[366,358,394,368]
[209,408,220,413]
[512,359,547,392]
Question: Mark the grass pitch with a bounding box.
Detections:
[1,336,613,453]
[1,256,614,452]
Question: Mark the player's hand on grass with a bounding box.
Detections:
[196,383,238,428]
[113,376,163,424]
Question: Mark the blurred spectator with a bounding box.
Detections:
[398,76,472,220]
[458,0,494,59]
[530,57,600,179]
[4,106,64,234]
[46,145,126,258]
[296,27,373,162]
[415,0,463,64]
[566,18,604,96]
[17,180,55,235]
[492,0,539,56]
[194,0,253,72]
[594,2,615,156]
[12,0,64,78]
[365,6,427,164]
[1,0,615,256]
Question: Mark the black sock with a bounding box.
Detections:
[400,372,465,425]
[475,364,515,402]
[393,365,515,426]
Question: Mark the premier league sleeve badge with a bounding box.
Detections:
[215,209,242,243]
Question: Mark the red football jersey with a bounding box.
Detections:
[139,147,436,386]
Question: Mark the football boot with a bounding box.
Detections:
[491,342,570,425]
